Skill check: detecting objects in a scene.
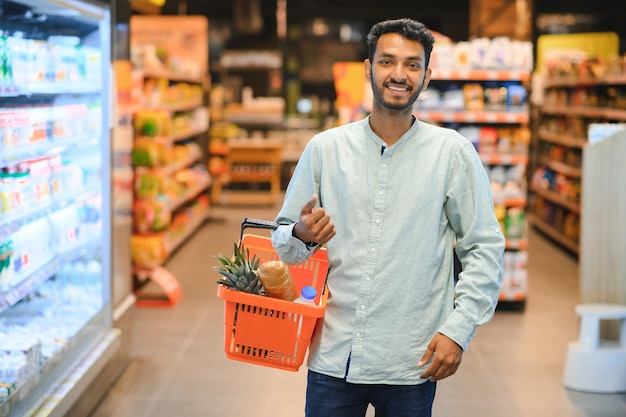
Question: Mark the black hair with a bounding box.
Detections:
[366,18,436,68]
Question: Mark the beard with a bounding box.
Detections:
[371,78,424,111]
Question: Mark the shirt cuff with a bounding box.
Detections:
[291,223,319,248]
[438,310,476,351]
[271,223,317,265]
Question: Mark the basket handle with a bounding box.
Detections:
[240,217,279,244]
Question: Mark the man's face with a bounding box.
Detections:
[365,33,431,111]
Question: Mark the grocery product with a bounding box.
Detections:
[294,285,317,305]
[257,260,298,301]
[214,243,265,295]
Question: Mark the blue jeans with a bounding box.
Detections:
[305,370,437,417]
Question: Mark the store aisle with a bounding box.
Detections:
[89,201,626,417]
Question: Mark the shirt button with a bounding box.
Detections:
[375,219,381,225]
[365,275,371,281]
[356,332,362,338]
[361,305,366,310]
[378,190,384,196]
[370,247,376,253]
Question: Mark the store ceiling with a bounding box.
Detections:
[167,0,471,41]
[179,0,461,19]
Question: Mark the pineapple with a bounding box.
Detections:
[214,243,266,295]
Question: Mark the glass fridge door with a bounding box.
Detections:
[0,1,118,416]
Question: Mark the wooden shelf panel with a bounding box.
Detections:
[541,105,626,121]
[530,216,579,254]
[543,74,626,88]
[216,190,280,206]
[533,187,581,214]
[539,157,582,178]
[140,69,204,84]
[537,128,587,149]
[229,173,277,182]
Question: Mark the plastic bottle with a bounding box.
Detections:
[294,285,317,306]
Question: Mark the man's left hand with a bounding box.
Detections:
[418,332,463,381]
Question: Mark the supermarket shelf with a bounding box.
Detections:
[537,128,587,149]
[135,153,202,177]
[144,98,204,113]
[431,69,531,82]
[542,73,626,88]
[530,215,579,254]
[0,188,102,236]
[164,207,210,255]
[0,236,102,313]
[493,195,527,207]
[0,258,57,312]
[539,157,582,178]
[217,189,281,206]
[0,81,102,97]
[541,105,626,121]
[135,126,209,146]
[479,153,528,165]
[166,175,212,212]
[132,207,210,269]
[533,187,581,214]
[414,109,529,124]
[499,292,527,302]
[21,329,121,417]
[505,237,528,250]
[426,69,531,305]
[0,134,99,168]
[141,69,204,84]
[171,127,209,143]
[229,171,278,182]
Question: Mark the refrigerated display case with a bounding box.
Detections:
[0,1,119,416]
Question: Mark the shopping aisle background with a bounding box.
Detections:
[90,201,626,417]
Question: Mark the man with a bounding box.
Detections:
[271,17,505,417]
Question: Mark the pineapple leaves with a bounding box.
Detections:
[213,242,266,296]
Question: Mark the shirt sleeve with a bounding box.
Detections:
[271,223,318,265]
[271,136,321,265]
[439,140,506,351]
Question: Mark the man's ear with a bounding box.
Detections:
[364,59,372,81]
[423,67,432,89]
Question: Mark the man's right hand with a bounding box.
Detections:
[293,194,335,246]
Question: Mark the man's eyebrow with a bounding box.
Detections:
[378,52,423,62]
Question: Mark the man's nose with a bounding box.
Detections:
[390,64,407,82]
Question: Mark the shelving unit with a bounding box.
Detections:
[529,72,626,255]
[130,70,212,270]
[416,68,531,305]
[128,15,212,305]
[0,1,119,415]
[212,139,283,205]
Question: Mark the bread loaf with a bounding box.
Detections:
[258,260,298,301]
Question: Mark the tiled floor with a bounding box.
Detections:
[89,201,626,417]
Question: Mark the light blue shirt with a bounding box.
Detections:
[272,116,504,384]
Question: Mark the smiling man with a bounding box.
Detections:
[271,18,505,417]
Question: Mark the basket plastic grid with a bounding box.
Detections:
[216,234,329,371]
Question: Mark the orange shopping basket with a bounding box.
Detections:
[216,218,329,371]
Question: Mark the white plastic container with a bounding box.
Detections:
[294,285,317,306]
